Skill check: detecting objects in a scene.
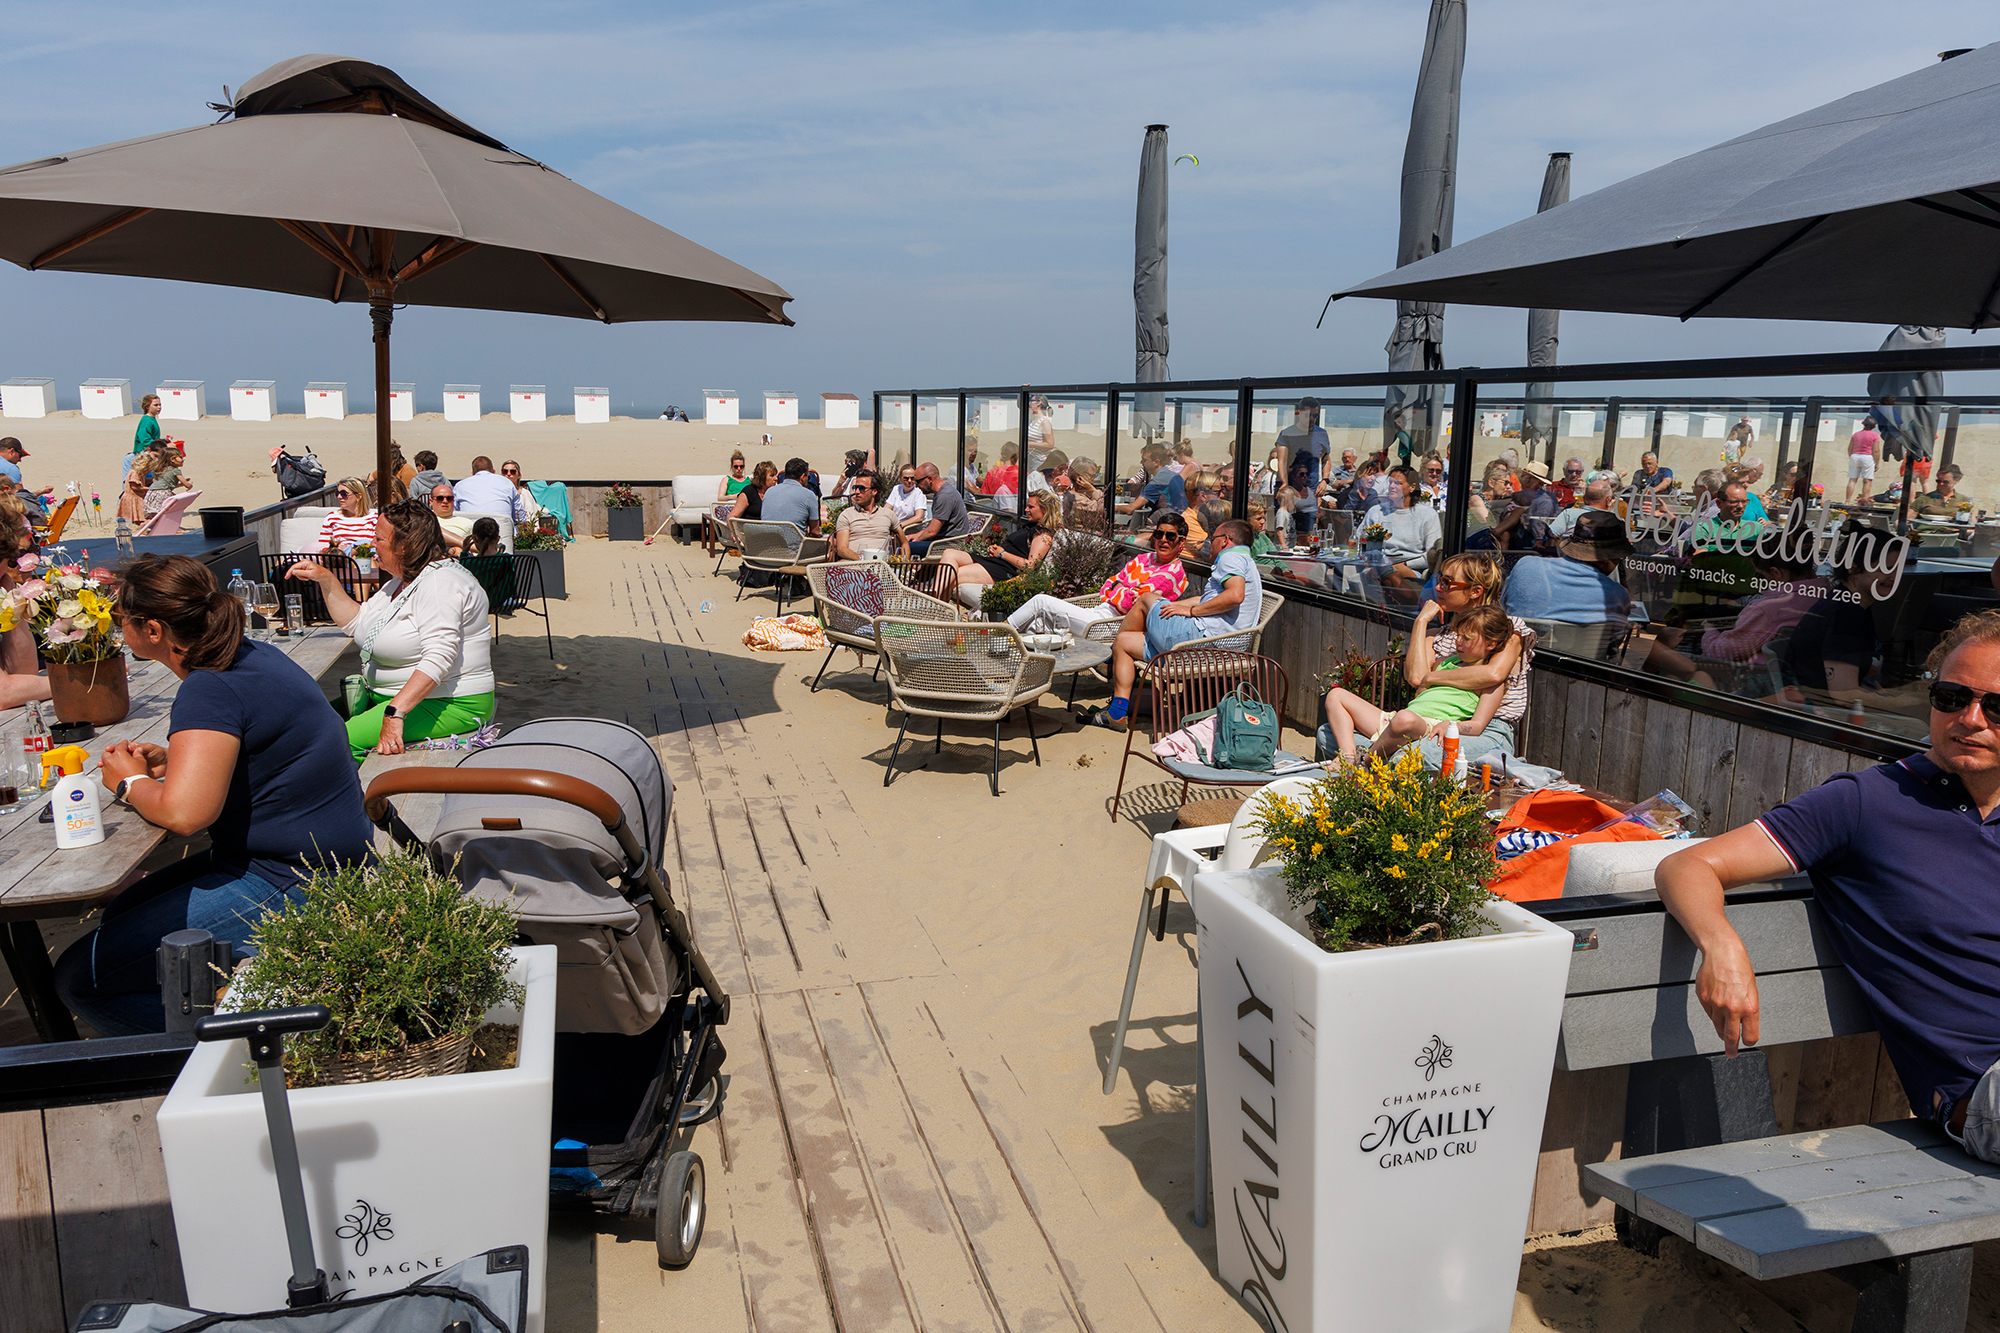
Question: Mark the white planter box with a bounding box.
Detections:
[157,380,205,421]
[81,378,131,419]
[822,393,859,429]
[159,946,556,1333]
[762,392,798,428]
[233,380,276,422]
[1191,868,1570,1333]
[389,383,414,423]
[703,390,738,425]
[573,387,609,424]
[444,385,482,422]
[510,386,547,424]
[305,383,348,420]
[2,378,55,418]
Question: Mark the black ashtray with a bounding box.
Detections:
[50,722,95,745]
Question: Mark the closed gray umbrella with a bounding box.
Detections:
[1383,0,1466,465]
[1867,324,1946,463]
[1336,44,2000,327]
[1133,124,1170,440]
[0,55,792,486]
[1524,152,1571,465]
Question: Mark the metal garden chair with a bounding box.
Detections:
[461,552,553,657]
[1109,647,1294,823]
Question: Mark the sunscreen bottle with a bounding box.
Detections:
[54,776,105,849]
[1442,721,1463,784]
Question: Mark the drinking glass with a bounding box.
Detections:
[286,594,307,639]
[254,583,281,641]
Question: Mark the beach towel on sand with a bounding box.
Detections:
[744,616,827,651]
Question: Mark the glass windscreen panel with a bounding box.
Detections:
[1456,385,1986,747]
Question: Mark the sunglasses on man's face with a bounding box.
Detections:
[1564,467,1584,476]
[1930,681,2000,726]
[431,494,454,505]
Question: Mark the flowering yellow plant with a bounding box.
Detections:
[0,557,123,664]
[1248,748,1499,951]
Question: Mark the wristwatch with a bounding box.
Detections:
[382,705,400,720]
[115,775,153,805]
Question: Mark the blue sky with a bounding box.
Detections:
[0,1,1993,413]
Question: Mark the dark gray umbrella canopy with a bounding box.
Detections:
[1133,124,1170,438]
[1383,0,1465,458]
[1338,43,2000,328]
[0,55,791,482]
[1523,152,1571,463]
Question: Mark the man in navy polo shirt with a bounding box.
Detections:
[1658,611,2000,1157]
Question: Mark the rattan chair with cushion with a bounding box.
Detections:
[1110,647,1295,823]
[875,618,1058,797]
[807,562,965,693]
[734,520,829,615]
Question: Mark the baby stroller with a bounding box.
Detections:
[364,718,731,1267]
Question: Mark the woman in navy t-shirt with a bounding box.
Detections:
[55,555,374,1034]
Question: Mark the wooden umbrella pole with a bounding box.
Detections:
[370,289,394,496]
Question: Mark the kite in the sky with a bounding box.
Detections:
[1174,154,1198,166]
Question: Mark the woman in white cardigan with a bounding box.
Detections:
[287,498,495,761]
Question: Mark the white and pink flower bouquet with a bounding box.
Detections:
[0,555,122,664]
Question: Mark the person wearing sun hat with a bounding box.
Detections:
[1501,509,1638,625]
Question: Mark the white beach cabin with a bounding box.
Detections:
[1560,410,1596,437]
[821,393,859,429]
[304,383,347,420]
[1,379,55,419]
[156,381,205,421]
[703,390,739,425]
[574,388,610,424]
[231,381,276,423]
[977,399,1019,434]
[389,383,414,423]
[879,399,909,431]
[1692,413,1728,439]
[1660,411,1690,438]
[1198,405,1230,435]
[1049,401,1077,431]
[935,399,958,431]
[510,386,547,424]
[444,385,482,422]
[1620,413,1650,439]
[762,392,799,428]
[1076,402,1106,434]
[80,379,131,419]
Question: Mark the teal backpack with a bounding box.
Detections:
[1201,683,1280,771]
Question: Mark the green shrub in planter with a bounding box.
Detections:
[975,566,1053,621]
[229,851,522,1085]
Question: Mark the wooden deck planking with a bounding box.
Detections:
[44,1097,185,1323]
[0,1108,64,1333]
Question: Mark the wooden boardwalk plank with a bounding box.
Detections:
[44,1097,185,1322]
[0,1108,64,1333]
[759,989,920,1333]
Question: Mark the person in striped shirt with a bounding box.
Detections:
[316,478,377,551]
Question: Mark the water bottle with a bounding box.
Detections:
[115,515,134,555]
[226,569,253,634]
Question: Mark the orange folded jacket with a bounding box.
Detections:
[1487,790,1661,903]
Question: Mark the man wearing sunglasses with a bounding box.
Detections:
[1552,457,1588,507]
[1658,610,2000,1165]
[1005,513,1190,640]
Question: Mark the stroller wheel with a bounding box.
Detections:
[656,1150,705,1267]
[678,1075,722,1126]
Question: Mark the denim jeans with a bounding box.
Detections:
[1316,716,1518,770]
[54,851,299,1036]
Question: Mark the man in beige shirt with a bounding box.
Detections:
[833,471,909,560]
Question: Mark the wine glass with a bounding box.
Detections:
[254,583,282,642]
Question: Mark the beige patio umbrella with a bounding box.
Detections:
[0,55,793,486]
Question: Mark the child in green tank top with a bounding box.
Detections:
[1322,604,1514,765]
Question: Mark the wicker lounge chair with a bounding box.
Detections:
[807,562,966,693]
[733,519,828,615]
[876,617,1058,797]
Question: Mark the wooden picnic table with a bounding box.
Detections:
[0,627,353,1042]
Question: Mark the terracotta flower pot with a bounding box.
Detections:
[45,656,130,725]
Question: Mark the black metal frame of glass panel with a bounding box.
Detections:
[879,341,2000,761]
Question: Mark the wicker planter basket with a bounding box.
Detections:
[310,1029,475,1086]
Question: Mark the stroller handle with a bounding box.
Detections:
[363,767,624,829]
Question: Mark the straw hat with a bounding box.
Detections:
[1519,459,1552,483]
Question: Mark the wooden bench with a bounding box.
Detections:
[1538,886,1992,1333]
